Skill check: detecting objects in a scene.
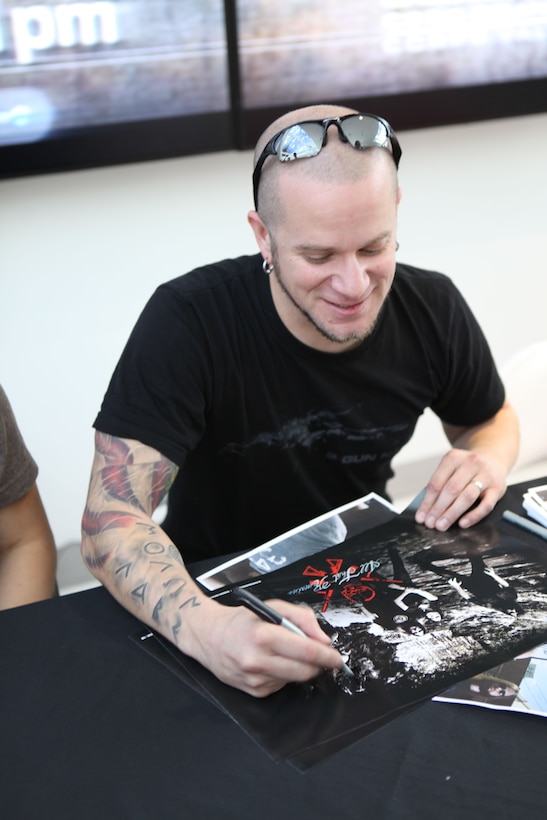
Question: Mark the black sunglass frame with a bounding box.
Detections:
[252,113,402,209]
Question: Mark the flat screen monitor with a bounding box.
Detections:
[236,0,547,143]
[1,0,546,178]
[0,0,232,177]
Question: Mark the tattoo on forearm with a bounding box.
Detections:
[152,577,188,622]
[115,562,132,579]
[150,460,177,509]
[167,545,183,564]
[163,577,185,591]
[144,542,166,555]
[102,465,146,511]
[172,616,182,643]
[83,551,110,570]
[86,436,190,634]
[179,596,200,610]
[136,521,158,536]
[82,508,141,536]
[131,582,148,604]
[171,594,201,643]
[152,597,164,621]
[150,560,176,573]
[145,541,183,563]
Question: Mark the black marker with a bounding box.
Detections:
[502,509,547,542]
[232,585,354,678]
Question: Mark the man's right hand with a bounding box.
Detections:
[186,596,346,697]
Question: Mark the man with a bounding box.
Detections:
[82,104,519,697]
[0,385,57,609]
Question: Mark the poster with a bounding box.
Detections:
[140,505,547,769]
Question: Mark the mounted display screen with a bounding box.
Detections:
[1,0,546,177]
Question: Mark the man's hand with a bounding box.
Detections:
[187,597,346,698]
[415,402,519,531]
[415,448,506,531]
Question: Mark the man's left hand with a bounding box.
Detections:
[415,448,507,531]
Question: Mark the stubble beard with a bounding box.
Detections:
[271,254,378,347]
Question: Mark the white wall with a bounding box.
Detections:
[1,112,546,548]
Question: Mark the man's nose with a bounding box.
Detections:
[332,255,370,298]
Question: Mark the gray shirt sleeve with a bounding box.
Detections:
[0,385,38,508]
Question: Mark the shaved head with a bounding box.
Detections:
[253,104,399,228]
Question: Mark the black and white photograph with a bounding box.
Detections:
[196,492,398,592]
[142,510,547,769]
[435,644,547,716]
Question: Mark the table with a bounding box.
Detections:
[1,480,546,819]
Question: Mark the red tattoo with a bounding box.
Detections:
[96,432,134,465]
[150,460,176,510]
[82,508,141,536]
[102,465,145,511]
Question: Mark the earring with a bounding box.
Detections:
[262,259,274,275]
[395,241,400,251]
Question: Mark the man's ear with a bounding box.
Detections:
[247,210,272,261]
[397,185,403,206]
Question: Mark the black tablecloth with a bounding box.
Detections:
[1,479,546,819]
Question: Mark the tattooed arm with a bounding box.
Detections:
[82,431,344,697]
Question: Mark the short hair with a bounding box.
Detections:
[254,104,399,228]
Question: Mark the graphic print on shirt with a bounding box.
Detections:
[219,405,412,465]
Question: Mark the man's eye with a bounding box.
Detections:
[307,255,331,264]
[361,246,384,256]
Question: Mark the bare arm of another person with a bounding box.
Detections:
[416,400,520,531]
[0,484,57,610]
[81,432,344,697]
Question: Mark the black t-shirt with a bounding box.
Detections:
[95,254,504,563]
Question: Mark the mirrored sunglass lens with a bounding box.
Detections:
[342,117,389,150]
[275,123,324,161]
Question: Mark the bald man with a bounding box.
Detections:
[83,105,518,695]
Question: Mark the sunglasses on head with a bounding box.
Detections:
[252,113,402,209]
